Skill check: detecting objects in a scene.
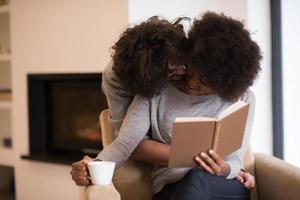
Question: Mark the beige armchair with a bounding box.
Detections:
[80,109,300,200]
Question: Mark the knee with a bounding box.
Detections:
[171,168,211,200]
[187,168,209,180]
[183,168,210,187]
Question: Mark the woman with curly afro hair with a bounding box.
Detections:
[186,12,261,101]
[71,16,190,187]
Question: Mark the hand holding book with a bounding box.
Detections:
[195,149,231,177]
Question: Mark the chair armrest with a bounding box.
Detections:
[82,184,121,200]
[254,153,300,200]
[112,159,153,200]
[80,159,152,200]
[113,159,153,181]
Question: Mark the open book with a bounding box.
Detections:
[168,101,250,168]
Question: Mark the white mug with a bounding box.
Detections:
[87,161,115,185]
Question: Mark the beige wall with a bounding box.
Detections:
[10,0,127,199]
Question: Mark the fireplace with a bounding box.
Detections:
[22,73,107,164]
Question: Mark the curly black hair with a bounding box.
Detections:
[112,16,187,97]
[187,12,262,101]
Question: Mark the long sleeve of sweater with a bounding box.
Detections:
[101,61,134,133]
[96,95,150,167]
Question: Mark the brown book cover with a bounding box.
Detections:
[168,101,250,168]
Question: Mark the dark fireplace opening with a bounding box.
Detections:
[22,73,108,165]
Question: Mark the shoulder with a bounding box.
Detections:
[239,90,255,105]
[131,84,169,107]
[239,90,256,118]
[102,60,131,96]
[103,61,118,84]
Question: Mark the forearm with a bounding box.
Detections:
[97,95,151,167]
[131,139,170,167]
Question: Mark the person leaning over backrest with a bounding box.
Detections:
[70,15,187,185]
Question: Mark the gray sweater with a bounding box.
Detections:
[99,63,255,194]
[101,61,134,133]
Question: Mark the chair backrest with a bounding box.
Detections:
[100,109,116,146]
[99,109,257,200]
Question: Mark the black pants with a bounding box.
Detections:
[152,168,250,200]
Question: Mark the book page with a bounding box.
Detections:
[218,100,248,119]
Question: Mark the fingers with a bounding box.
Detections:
[194,150,230,177]
[72,160,86,170]
[71,173,90,186]
[235,175,245,184]
[243,172,255,189]
[70,167,88,177]
[208,150,223,166]
[72,156,93,170]
[195,156,215,174]
[244,180,254,189]
[200,152,221,174]
[207,150,230,176]
[237,170,255,189]
[70,156,92,186]
[70,168,90,186]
